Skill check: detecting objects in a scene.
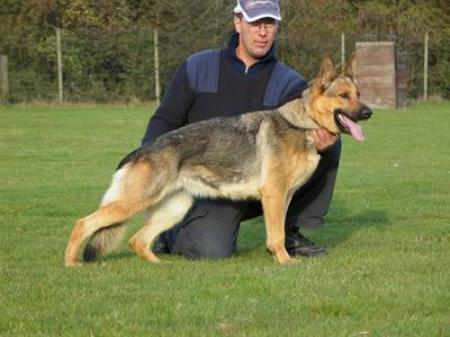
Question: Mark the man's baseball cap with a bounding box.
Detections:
[233,0,281,22]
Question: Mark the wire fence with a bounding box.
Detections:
[0,26,447,104]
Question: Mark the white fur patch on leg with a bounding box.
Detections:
[151,191,194,224]
[139,191,194,248]
[101,165,129,206]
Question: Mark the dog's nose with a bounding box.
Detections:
[360,106,373,120]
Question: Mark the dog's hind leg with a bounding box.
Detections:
[65,161,168,267]
[65,200,148,267]
[128,191,193,263]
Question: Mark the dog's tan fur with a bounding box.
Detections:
[65,55,371,266]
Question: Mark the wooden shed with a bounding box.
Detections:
[355,42,407,108]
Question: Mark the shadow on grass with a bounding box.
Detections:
[81,244,178,265]
[80,201,389,263]
[319,207,390,248]
[237,201,389,253]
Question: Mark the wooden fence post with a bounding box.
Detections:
[0,55,9,104]
[56,28,64,104]
[423,31,429,101]
[153,28,161,107]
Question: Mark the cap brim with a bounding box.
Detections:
[233,2,281,22]
[241,11,281,22]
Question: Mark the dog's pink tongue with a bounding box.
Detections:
[341,114,365,142]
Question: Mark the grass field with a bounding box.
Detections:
[1,102,449,337]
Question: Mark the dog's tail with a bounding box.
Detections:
[82,224,126,261]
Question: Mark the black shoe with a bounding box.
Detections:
[151,235,170,254]
[285,231,327,257]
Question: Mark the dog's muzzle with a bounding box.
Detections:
[334,107,370,142]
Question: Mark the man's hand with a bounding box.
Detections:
[313,128,338,153]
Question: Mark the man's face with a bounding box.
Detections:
[234,16,278,64]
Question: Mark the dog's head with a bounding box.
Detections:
[308,54,372,141]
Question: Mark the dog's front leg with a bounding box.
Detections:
[260,187,294,265]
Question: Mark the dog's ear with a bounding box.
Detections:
[313,56,337,92]
[343,53,356,79]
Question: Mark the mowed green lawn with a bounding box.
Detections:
[1,102,449,337]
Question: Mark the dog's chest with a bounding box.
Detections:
[292,151,320,190]
[289,133,321,190]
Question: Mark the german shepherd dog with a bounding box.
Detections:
[65,55,372,266]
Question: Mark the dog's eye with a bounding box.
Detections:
[339,93,350,100]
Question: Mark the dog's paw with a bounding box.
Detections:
[273,248,297,265]
[283,257,298,265]
[65,260,82,268]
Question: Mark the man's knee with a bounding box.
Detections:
[171,199,242,260]
[176,236,235,260]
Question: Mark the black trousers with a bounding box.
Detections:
[161,139,342,260]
